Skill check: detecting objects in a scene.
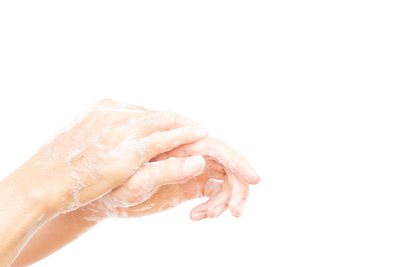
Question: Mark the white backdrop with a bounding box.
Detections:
[0,1,399,266]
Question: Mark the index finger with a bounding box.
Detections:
[155,137,260,185]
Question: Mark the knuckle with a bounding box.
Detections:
[129,104,146,111]
[127,184,143,197]
[140,163,155,179]
[149,140,163,152]
[96,98,116,106]
[205,137,220,148]
[160,110,178,122]
[103,110,121,122]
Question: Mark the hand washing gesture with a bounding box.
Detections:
[2,99,259,267]
[0,99,208,266]
[25,99,208,215]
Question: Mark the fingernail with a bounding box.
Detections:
[248,168,261,184]
[183,156,205,176]
[191,211,207,220]
[230,199,247,217]
[213,204,226,218]
[238,199,247,212]
[234,200,247,216]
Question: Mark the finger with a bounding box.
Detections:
[142,126,208,162]
[190,202,209,221]
[206,179,231,218]
[203,179,224,198]
[125,174,208,217]
[154,152,225,178]
[110,156,206,205]
[204,159,226,180]
[136,110,200,137]
[174,138,260,185]
[190,179,224,220]
[227,171,249,217]
[127,155,206,190]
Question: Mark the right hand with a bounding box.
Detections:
[16,99,207,216]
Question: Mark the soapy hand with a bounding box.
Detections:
[2,99,262,267]
[22,99,208,215]
[79,137,260,221]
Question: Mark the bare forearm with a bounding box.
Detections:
[11,208,99,267]
[0,174,50,267]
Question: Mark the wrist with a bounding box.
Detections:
[0,175,52,265]
[77,202,108,223]
[5,161,71,219]
[1,174,52,223]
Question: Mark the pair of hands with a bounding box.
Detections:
[29,99,259,223]
[0,99,260,267]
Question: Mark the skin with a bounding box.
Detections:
[0,99,208,266]
[12,137,260,266]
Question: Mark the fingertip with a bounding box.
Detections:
[229,205,243,218]
[183,155,206,177]
[229,199,247,217]
[190,202,209,220]
[230,208,242,218]
[207,204,227,218]
[190,210,207,221]
[244,174,261,185]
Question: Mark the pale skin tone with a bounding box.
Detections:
[0,99,260,267]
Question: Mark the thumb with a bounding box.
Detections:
[108,156,206,206]
[128,155,206,190]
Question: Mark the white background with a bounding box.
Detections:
[0,0,399,266]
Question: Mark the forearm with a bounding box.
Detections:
[0,174,50,267]
[11,208,99,267]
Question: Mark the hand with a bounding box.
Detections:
[18,99,207,215]
[81,155,207,221]
[79,137,260,221]
[8,118,258,267]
